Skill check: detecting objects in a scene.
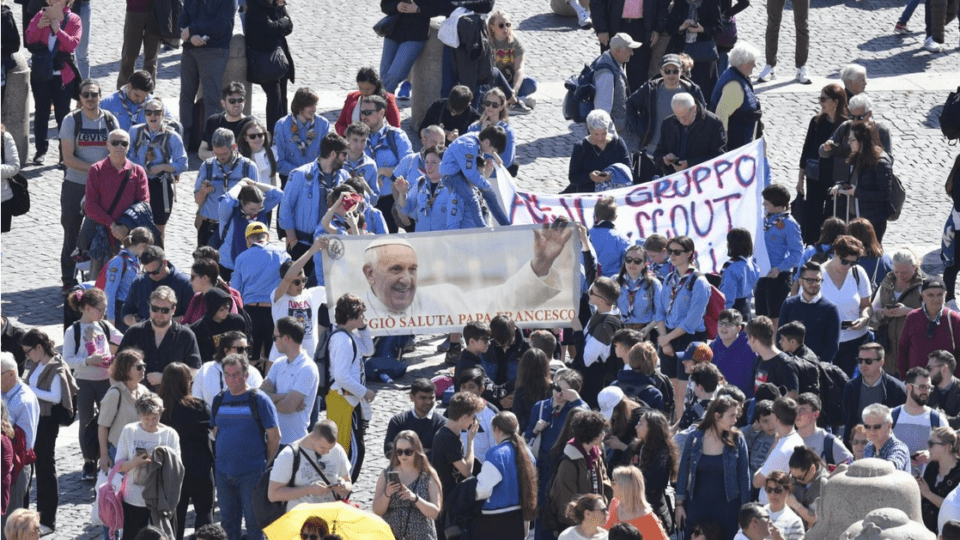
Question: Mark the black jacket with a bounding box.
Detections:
[451,13,493,90]
[853,152,895,223]
[841,372,906,446]
[418,98,480,136]
[380,0,439,42]
[666,0,722,41]
[627,76,706,148]
[147,0,182,44]
[653,104,726,174]
[1,4,20,71]
[590,0,669,43]
[929,376,960,429]
[244,0,295,83]
[1,316,27,375]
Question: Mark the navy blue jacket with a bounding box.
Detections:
[612,369,664,411]
[178,0,235,49]
[841,372,906,446]
[120,262,194,322]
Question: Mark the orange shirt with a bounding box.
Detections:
[603,498,669,540]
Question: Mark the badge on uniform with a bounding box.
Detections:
[776,220,784,230]
[465,154,474,170]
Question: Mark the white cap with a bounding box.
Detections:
[598,386,625,420]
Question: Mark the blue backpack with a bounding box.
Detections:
[562,59,614,123]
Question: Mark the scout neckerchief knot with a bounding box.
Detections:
[291,117,316,156]
[763,211,788,231]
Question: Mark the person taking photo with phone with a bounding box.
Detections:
[374,431,442,540]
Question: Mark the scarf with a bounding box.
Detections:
[291,116,317,156]
[571,439,602,494]
[216,153,241,190]
[119,88,145,123]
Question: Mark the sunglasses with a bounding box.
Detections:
[662,68,680,75]
[146,263,165,276]
[764,485,787,494]
[144,109,163,116]
[80,91,100,99]
[290,278,305,286]
[396,448,416,456]
[857,356,878,365]
[851,113,868,121]
[799,277,823,283]
[929,440,946,448]
[851,439,869,446]
[497,21,512,28]
[483,100,503,108]
[359,109,378,116]
[667,248,689,256]
[134,363,146,371]
[864,423,885,431]
[301,535,320,540]
[227,97,245,105]
[230,346,249,354]
[110,140,129,147]
[624,257,644,265]
[838,258,859,266]
[150,305,172,314]
[272,334,283,341]
[551,383,563,392]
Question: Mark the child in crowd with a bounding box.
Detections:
[103,227,153,332]
[643,234,672,281]
[756,185,803,327]
[710,309,755,399]
[719,227,760,319]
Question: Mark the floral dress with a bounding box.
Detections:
[382,468,437,540]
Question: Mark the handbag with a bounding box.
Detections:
[6,173,29,216]
[684,39,719,62]
[373,14,400,38]
[96,459,128,537]
[804,157,820,181]
[246,46,289,84]
[91,466,123,526]
[526,401,546,455]
[716,15,737,49]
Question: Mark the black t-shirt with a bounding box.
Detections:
[203,113,253,148]
[430,425,464,500]
[753,352,800,394]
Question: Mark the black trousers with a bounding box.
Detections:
[31,76,73,154]
[121,502,152,540]
[260,78,288,138]
[246,305,274,367]
[375,194,399,233]
[348,405,366,484]
[34,415,59,528]
[196,219,218,248]
[175,468,214,540]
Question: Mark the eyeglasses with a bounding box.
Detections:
[80,91,100,99]
[359,109,377,116]
[851,113,868,121]
[483,100,503,108]
[396,448,416,456]
[497,21,512,28]
[667,248,689,256]
[227,97,245,105]
[301,534,320,540]
[839,258,859,266]
[230,346,249,354]
[911,383,933,391]
[150,305,172,314]
[663,68,680,75]
[624,257,644,265]
[290,279,305,286]
[144,109,163,116]
[929,440,946,448]
[857,356,878,365]
[764,485,787,494]
[851,438,869,446]
[21,344,37,355]
[799,277,823,283]
[134,363,146,371]
[864,423,885,431]
[551,383,563,392]
[247,132,265,139]
[110,140,129,147]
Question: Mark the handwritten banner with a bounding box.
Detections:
[496,139,772,274]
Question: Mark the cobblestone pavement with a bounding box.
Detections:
[0,0,958,535]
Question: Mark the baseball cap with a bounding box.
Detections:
[922,277,947,292]
[245,221,268,238]
[610,33,642,50]
[598,386,625,420]
[661,54,682,67]
[678,341,713,363]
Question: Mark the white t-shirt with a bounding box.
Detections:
[758,431,804,504]
[821,265,871,342]
[270,286,325,361]
[266,352,320,444]
[939,485,960,534]
[460,403,498,465]
[114,423,181,507]
[191,360,264,409]
[557,526,609,540]
[269,442,351,508]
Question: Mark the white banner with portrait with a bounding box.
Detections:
[321,225,582,336]
[495,138,772,274]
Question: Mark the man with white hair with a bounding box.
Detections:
[756,0,811,85]
[1,352,39,527]
[653,93,726,176]
[819,93,893,185]
[627,54,707,183]
[194,127,259,247]
[592,32,642,138]
[840,64,868,101]
[862,402,911,472]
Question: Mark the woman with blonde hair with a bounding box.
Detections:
[473,411,539,538]
[3,508,40,540]
[486,9,537,114]
[919,426,960,531]
[604,465,668,539]
[468,87,518,174]
[373,431,441,539]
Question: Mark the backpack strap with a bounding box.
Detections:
[72,110,84,142]
[892,406,901,427]
[72,321,82,356]
[823,433,836,465]
[105,168,134,217]
[297,446,345,500]
[931,410,941,428]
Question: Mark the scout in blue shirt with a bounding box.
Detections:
[341,122,379,205]
[273,87,330,178]
[128,98,188,231]
[720,228,761,317]
[231,221,291,305]
[359,95,412,233]
[396,145,466,233]
[100,71,173,132]
[644,234,673,282]
[439,127,511,229]
[217,179,284,272]
[756,185,803,326]
[104,229,151,329]
[616,245,665,328]
[588,197,632,278]
[194,128,259,246]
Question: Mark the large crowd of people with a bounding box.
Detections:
[1,0,960,539]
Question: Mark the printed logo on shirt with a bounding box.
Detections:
[755,369,769,392]
[288,306,313,334]
[77,127,109,148]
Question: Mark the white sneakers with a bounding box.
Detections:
[757,64,776,82]
[796,66,811,84]
[924,36,944,52]
[577,9,593,29]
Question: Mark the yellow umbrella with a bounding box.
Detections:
[263,502,397,540]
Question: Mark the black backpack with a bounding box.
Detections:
[816,362,850,427]
[562,58,615,123]
[252,442,301,530]
[70,320,112,356]
[941,86,960,141]
[789,354,822,397]
[313,328,357,405]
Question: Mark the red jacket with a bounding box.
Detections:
[898,307,960,378]
[84,158,150,227]
[335,91,401,136]
[25,7,81,86]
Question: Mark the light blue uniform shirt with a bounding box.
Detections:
[100,90,174,132]
[194,154,259,220]
[278,162,348,245]
[273,114,330,176]
[589,223,632,278]
[438,132,510,227]
[365,125,413,197]
[763,212,803,272]
[2,382,40,449]
[617,275,664,324]
[658,270,711,333]
[104,249,142,321]
[127,124,188,176]
[216,187,284,269]
[467,120,516,168]
[230,242,291,303]
[401,176,465,232]
[719,257,761,309]
[342,153,379,205]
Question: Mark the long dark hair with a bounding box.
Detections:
[491,412,539,520]
[631,410,678,482]
[696,395,741,448]
[237,119,278,177]
[514,349,551,404]
[847,122,883,171]
[816,82,849,129]
[158,362,204,421]
[617,244,656,293]
[848,218,882,258]
[549,408,589,465]
[356,67,386,97]
[610,398,641,440]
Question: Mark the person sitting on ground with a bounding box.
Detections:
[566,111,632,194]
[486,10,537,114]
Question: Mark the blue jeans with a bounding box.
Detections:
[216,467,264,540]
[179,46,230,147]
[380,38,426,93]
[898,0,922,25]
[76,0,91,79]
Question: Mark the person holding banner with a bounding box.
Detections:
[655,235,712,421]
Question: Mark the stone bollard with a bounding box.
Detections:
[410,18,444,129]
[841,508,936,540]
[2,52,30,166]
[550,0,578,17]
[196,32,253,117]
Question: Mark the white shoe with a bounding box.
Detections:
[521,96,537,109]
[796,66,811,84]
[924,36,944,52]
[757,64,776,82]
[577,11,593,29]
